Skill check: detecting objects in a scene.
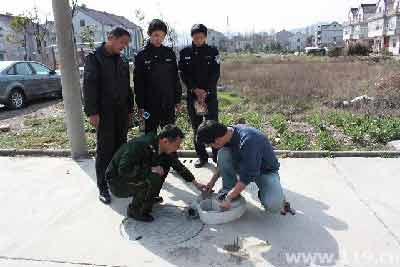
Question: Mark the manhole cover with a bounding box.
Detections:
[120,205,204,246]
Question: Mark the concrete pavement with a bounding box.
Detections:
[0,156,399,267]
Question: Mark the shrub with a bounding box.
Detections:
[280,131,310,151]
[328,47,343,57]
[346,42,370,56]
[270,113,288,134]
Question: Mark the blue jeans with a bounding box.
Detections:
[217,147,284,213]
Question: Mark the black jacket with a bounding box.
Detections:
[179,43,220,98]
[83,43,134,116]
[134,43,182,112]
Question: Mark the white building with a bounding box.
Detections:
[207,29,228,50]
[366,0,400,55]
[315,22,344,48]
[288,32,307,51]
[73,6,143,59]
[344,4,377,48]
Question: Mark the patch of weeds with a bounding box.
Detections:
[218,91,242,110]
[270,113,288,134]
[315,129,340,151]
[242,111,263,129]
[280,131,310,151]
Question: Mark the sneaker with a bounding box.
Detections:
[194,158,208,168]
[99,189,111,205]
[281,201,296,216]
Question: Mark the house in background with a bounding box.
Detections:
[72,6,143,60]
[367,0,400,54]
[315,22,344,48]
[288,32,307,51]
[207,29,228,51]
[344,4,377,48]
[275,30,294,50]
[0,13,37,61]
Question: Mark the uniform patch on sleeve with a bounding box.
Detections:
[215,55,221,64]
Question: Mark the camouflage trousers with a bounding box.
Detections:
[109,172,165,214]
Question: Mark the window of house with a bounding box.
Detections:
[393,39,397,47]
[80,19,85,27]
[333,37,337,42]
[15,63,32,75]
[297,38,301,42]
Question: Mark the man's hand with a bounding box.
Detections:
[175,103,182,113]
[138,109,144,119]
[89,114,100,129]
[206,179,216,193]
[151,166,165,176]
[194,88,207,103]
[219,200,232,210]
[192,180,207,192]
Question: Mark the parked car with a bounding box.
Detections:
[0,61,62,109]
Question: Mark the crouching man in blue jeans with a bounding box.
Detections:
[197,120,294,215]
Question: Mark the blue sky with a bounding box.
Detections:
[1,0,377,34]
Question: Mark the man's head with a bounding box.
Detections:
[197,120,229,149]
[158,125,185,154]
[191,24,208,47]
[148,19,168,47]
[106,27,131,54]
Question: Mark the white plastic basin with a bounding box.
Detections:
[196,195,247,225]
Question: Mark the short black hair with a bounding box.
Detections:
[108,27,131,39]
[148,19,168,35]
[197,120,228,145]
[158,124,185,142]
[191,24,208,37]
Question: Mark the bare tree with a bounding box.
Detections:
[6,15,30,60]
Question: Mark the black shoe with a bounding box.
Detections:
[127,207,154,222]
[153,196,164,204]
[99,189,111,205]
[194,158,208,168]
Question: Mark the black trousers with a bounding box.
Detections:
[96,105,129,191]
[144,107,175,134]
[188,98,219,162]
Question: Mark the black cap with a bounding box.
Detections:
[148,19,168,35]
[191,24,208,37]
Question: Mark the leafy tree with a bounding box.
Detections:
[79,25,95,49]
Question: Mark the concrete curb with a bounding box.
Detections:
[0,149,399,158]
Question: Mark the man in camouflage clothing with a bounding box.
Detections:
[106,125,207,222]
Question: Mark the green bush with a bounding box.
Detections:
[315,129,340,151]
[280,131,310,151]
[270,113,288,134]
[346,42,370,56]
[327,47,343,57]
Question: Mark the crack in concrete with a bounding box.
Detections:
[328,159,400,248]
[0,256,127,267]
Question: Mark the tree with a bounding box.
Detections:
[134,9,146,47]
[79,25,95,49]
[6,15,30,60]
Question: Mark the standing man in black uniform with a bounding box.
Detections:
[179,24,221,168]
[83,27,134,204]
[134,19,182,134]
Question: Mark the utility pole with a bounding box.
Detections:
[52,0,87,158]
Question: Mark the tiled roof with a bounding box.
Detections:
[77,6,139,29]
